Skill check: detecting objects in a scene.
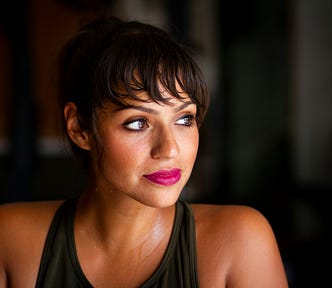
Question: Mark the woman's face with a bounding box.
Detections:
[89,89,199,208]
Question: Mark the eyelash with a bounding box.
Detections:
[176,114,196,127]
[123,114,196,132]
[123,118,148,132]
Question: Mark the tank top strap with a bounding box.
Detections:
[35,197,93,287]
[141,200,199,287]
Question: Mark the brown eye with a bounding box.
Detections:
[175,114,196,127]
[123,118,149,131]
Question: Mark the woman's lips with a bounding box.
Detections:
[143,168,181,186]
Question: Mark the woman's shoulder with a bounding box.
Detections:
[189,203,288,287]
[0,200,63,262]
[189,203,274,255]
[189,203,271,239]
[0,200,63,231]
[0,200,64,287]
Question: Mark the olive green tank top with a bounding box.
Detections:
[35,198,199,287]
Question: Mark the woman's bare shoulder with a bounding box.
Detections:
[0,200,63,229]
[0,200,63,256]
[190,203,288,287]
[190,203,274,255]
[0,200,64,287]
[190,203,270,237]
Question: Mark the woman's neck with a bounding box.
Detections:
[74,189,176,253]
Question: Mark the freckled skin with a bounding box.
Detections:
[88,93,199,208]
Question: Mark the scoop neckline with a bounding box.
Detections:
[66,199,183,287]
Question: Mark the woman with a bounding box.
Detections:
[0,16,288,287]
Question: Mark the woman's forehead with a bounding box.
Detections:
[110,78,188,101]
[100,91,194,112]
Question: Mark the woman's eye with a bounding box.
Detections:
[175,114,196,127]
[123,118,149,131]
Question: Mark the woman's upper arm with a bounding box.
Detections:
[0,266,7,288]
[0,201,61,287]
[226,206,289,287]
[0,205,11,287]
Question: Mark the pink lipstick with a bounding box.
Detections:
[143,168,181,186]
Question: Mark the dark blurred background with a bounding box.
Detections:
[0,0,331,287]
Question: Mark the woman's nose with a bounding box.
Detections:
[151,127,179,159]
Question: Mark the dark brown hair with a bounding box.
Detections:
[58,16,209,170]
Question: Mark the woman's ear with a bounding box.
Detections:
[64,102,91,151]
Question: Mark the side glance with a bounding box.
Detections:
[0,16,288,287]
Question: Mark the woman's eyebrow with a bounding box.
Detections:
[113,105,157,114]
[128,106,158,114]
[174,101,195,112]
[115,101,195,114]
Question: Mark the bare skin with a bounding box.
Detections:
[0,93,288,287]
[0,200,288,288]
